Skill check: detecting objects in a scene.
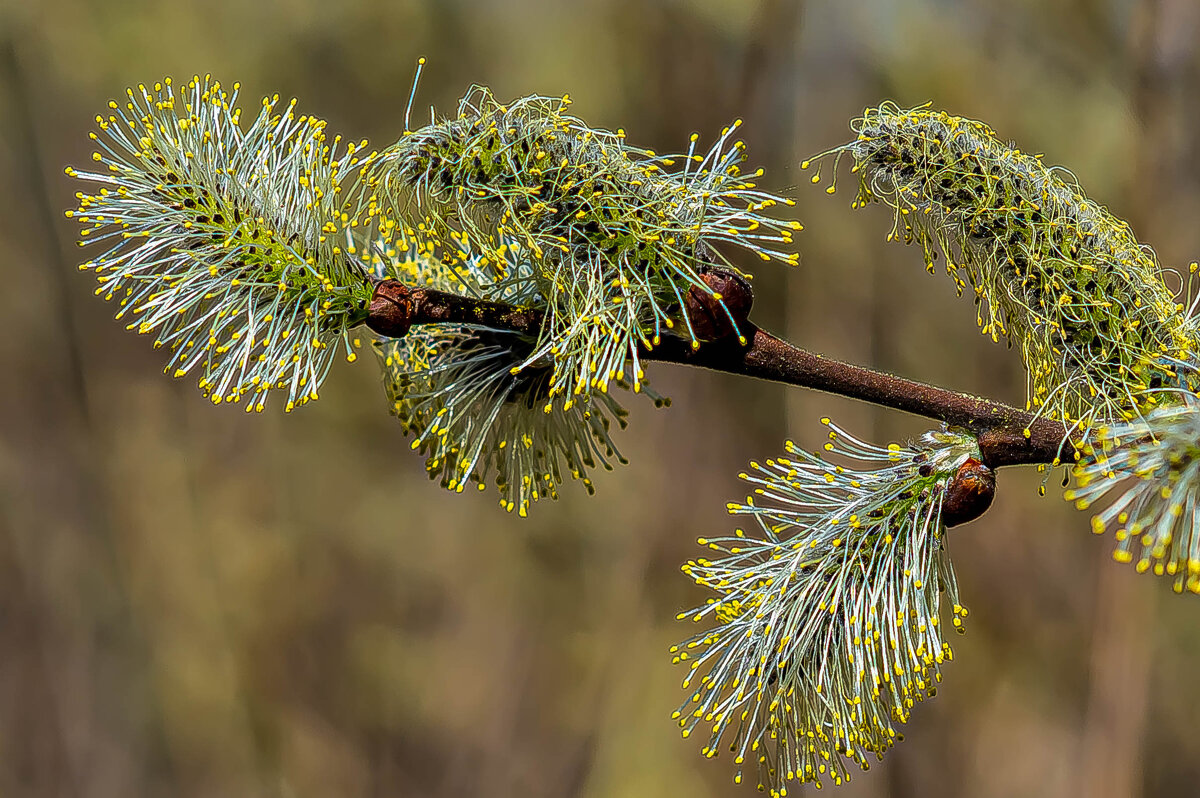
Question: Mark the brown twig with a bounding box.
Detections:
[366,279,1076,469]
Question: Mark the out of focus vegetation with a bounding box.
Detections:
[2,1,1199,796]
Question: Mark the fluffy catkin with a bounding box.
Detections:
[674,424,978,793]
[1066,388,1200,593]
[816,103,1199,435]
[369,232,664,516]
[68,76,377,412]
[363,87,800,399]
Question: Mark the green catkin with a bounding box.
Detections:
[815,103,1199,434]
[370,232,666,517]
[68,76,378,412]
[363,87,801,400]
[1066,387,1200,593]
[673,425,978,794]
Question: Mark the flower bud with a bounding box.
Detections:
[682,266,753,342]
[941,457,996,527]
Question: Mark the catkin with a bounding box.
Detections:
[818,103,1198,432]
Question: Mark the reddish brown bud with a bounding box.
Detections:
[942,457,996,527]
[683,268,754,342]
[367,279,416,338]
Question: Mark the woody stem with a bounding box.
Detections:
[365,278,1075,468]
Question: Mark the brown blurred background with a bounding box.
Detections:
[3,1,1200,796]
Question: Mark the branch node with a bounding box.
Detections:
[367,279,417,338]
[684,267,754,342]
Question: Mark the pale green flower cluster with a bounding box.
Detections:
[369,232,666,516]
[68,76,377,412]
[361,86,801,399]
[1067,383,1200,594]
[672,422,977,793]
[811,102,1200,435]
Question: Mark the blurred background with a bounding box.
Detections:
[2,1,1200,796]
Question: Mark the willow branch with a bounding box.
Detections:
[366,279,1076,469]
